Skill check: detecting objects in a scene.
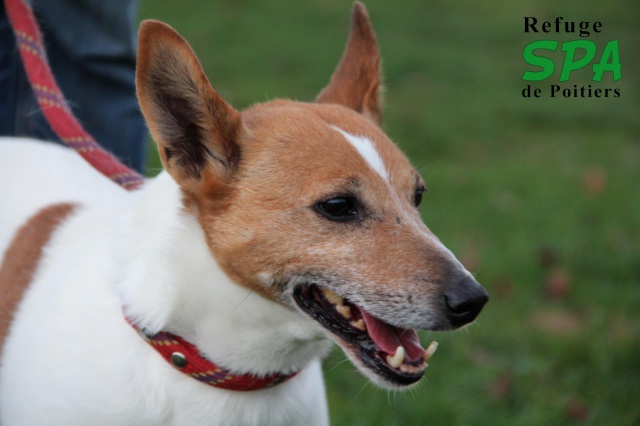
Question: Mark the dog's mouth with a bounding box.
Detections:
[293,284,438,387]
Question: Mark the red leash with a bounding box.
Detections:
[7,0,300,391]
[5,0,145,190]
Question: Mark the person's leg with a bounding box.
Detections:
[0,3,59,143]
[0,0,147,173]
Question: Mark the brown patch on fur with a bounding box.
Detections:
[316,2,382,124]
[0,203,76,356]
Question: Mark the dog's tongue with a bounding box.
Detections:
[360,309,424,362]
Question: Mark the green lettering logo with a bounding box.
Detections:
[593,40,621,81]
[522,40,558,81]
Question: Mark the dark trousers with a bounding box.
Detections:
[0,0,146,173]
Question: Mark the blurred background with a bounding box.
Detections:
[139,1,639,424]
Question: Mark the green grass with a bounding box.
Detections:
[139,1,640,424]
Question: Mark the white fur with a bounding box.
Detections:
[0,139,331,426]
[325,129,466,273]
[331,126,389,181]
[325,129,468,275]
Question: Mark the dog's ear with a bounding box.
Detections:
[137,20,243,196]
[316,2,382,124]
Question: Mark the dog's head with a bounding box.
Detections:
[136,2,488,388]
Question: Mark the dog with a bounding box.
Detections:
[0,3,488,425]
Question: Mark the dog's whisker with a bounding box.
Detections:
[414,159,439,175]
[324,355,351,373]
[231,285,261,312]
[353,380,372,401]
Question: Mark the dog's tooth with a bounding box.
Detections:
[399,364,413,374]
[399,363,428,374]
[351,319,366,330]
[386,346,405,369]
[423,341,439,361]
[336,304,352,319]
[322,288,344,305]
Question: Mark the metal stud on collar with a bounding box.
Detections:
[170,352,188,369]
[139,327,154,341]
[125,317,299,390]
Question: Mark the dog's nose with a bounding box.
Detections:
[443,275,489,327]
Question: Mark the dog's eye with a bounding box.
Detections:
[316,197,359,222]
[414,187,425,209]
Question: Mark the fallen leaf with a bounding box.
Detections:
[582,166,607,196]
[545,266,571,299]
[566,396,589,422]
[487,371,514,400]
[532,309,583,334]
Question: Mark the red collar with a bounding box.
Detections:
[127,318,298,391]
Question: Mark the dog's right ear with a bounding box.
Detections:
[137,20,243,197]
[316,2,382,124]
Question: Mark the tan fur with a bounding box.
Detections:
[316,2,382,124]
[0,203,76,356]
[136,5,458,315]
[197,102,449,307]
